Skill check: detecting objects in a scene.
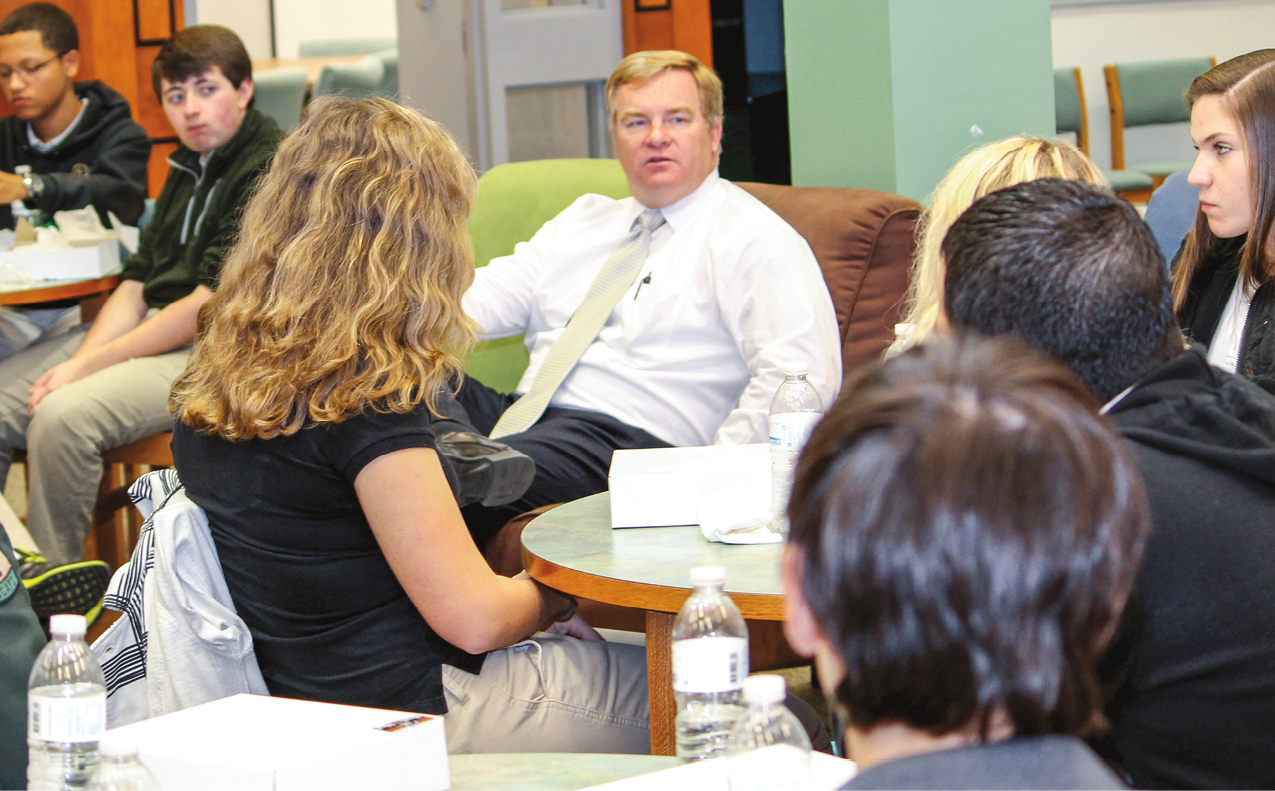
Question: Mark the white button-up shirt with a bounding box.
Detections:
[463,172,842,447]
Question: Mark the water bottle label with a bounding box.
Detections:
[769,412,822,452]
[672,636,748,693]
[28,693,106,743]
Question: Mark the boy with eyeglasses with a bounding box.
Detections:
[0,2,149,359]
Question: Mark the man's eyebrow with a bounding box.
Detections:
[665,105,696,115]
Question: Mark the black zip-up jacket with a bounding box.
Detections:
[1096,347,1275,789]
[119,108,282,309]
[1177,234,1275,395]
[0,80,150,228]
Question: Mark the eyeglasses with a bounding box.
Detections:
[0,55,60,84]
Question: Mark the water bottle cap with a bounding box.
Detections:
[98,733,140,757]
[689,566,726,586]
[781,361,809,376]
[743,674,787,704]
[48,613,87,637]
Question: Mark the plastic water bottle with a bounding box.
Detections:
[769,363,823,534]
[672,566,749,761]
[86,735,160,790]
[727,675,813,791]
[12,164,33,225]
[28,614,107,790]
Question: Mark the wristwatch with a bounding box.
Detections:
[21,172,44,201]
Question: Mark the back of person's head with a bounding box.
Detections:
[943,178,1183,402]
[0,2,77,54]
[889,136,1106,356]
[170,97,478,440]
[788,334,1149,741]
[150,24,251,97]
[1173,49,1275,309]
[605,50,723,130]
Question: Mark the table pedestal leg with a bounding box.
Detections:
[646,609,676,756]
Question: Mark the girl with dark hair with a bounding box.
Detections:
[1174,50,1275,392]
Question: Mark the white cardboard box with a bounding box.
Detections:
[608,444,771,528]
[105,694,449,791]
[0,238,120,280]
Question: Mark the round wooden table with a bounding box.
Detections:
[0,273,119,319]
[521,492,785,756]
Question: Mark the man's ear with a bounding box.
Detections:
[781,547,824,657]
[709,121,723,156]
[237,76,254,109]
[61,49,79,80]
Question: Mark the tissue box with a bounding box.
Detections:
[105,694,449,791]
[0,238,119,280]
[608,444,771,528]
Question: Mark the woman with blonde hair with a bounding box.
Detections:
[888,136,1107,356]
[1174,50,1275,392]
[168,97,649,753]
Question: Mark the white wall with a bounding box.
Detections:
[1052,0,1275,171]
[192,0,274,60]
[272,0,398,58]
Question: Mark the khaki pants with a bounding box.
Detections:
[443,634,649,754]
[0,323,189,566]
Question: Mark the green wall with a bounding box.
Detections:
[786,0,1055,202]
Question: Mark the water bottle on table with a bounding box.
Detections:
[28,613,107,790]
[672,566,749,761]
[86,735,161,790]
[727,674,812,791]
[769,363,824,534]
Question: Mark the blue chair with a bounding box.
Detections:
[1144,168,1200,266]
[374,49,398,101]
[313,56,384,100]
[252,67,307,132]
[298,37,397,57]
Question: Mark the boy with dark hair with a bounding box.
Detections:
[783,334,1145,789]
[0,25,282,573]
[943,177,1275,789]
[783,334,1146,790]
[0,2,150,358]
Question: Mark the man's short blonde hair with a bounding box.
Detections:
[606,50,723,129]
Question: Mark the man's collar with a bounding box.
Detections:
[631,170,720,233]
[1100,385,1136,415]
[26,97,88,153]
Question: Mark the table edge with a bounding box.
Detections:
[0,273,120,306]
[523,545,784,620]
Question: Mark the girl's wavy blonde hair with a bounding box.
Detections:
[170,96,478,439]
[887,136,1107,357]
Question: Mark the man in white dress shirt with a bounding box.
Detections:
[453,50,841,546]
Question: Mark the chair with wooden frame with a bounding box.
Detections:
[12,430,174,571]
[86,432,174,570]
[1055,66,1154,203]
[1104,57,1215,188]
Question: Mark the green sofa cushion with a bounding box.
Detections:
[463,159,631,393]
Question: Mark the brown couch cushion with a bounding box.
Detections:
[737,183,922,380]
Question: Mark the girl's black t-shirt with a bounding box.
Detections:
[171,407,484,715]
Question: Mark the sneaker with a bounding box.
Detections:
[435,420,537,508]
[14,546,48,579]
[23,560,111,627]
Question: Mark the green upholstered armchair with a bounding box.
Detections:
[1054,66,1153,200]
[1104,57,1215,182]
[463,158,631,392]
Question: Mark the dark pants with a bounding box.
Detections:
[445,378,672,548]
